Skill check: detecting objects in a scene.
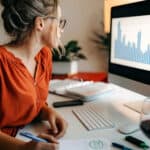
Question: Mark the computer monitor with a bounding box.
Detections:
[109,1,150,96]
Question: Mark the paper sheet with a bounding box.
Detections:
[59,138,110,150]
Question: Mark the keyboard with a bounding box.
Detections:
[72,106,114,131]
[124,100,143,114]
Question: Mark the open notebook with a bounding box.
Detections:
[49,79,112,101]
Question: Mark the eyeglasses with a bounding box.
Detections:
[59,19,66,30]
[45,16,67,30]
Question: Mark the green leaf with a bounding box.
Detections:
[70,46,81,53]
[65,40,78,50]
[52,40,86,61]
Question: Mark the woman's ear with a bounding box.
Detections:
[34,17,45,31]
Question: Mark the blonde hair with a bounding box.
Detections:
[1,0,59,44]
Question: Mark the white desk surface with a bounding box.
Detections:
[16,83,149,149]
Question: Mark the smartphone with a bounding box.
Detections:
[53,99,84,108]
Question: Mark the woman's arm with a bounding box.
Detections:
[0,131,25,150]
[0,132,59,150]
[37,104,68,138]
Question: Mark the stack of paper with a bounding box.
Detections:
[49,79,93,95]
[49,79,112,101]
[66,82,112,101]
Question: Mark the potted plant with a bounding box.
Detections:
[52,40,86,74]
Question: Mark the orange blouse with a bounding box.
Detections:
[0,46,52,136]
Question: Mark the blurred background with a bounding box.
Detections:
[0,0,143,73]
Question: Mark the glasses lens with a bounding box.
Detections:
[59,19,66,30]
[46,16,66,30]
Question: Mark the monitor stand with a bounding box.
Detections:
[124,101,143,114]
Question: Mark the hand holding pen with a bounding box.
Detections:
[20,131,59,150]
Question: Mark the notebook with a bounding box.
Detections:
[49,79,112,101]
[59,138,110,150]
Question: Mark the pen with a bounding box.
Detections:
[112,142,133,150]
[125,136,149,149]
[20,131,48,143]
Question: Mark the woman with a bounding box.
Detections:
[0,0,68,149]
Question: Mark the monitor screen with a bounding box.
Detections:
[109,1,150,86]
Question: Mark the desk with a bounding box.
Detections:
[16,83,149,149]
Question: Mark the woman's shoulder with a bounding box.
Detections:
[40,46,52,57]
[0,45,7,60]
[35,46,52,68]
[0,45,15,62]
[0,45,6,53]
[37,46,52,61]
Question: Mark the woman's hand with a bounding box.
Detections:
[22,133,59,150]
[39,105,68,138]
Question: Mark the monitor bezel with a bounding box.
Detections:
[109,1,150,85]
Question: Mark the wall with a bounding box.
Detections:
[0,5,11,44]
[60,0,107,72]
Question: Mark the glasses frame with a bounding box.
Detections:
[45,16,66,30]
[59,19,66,30]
